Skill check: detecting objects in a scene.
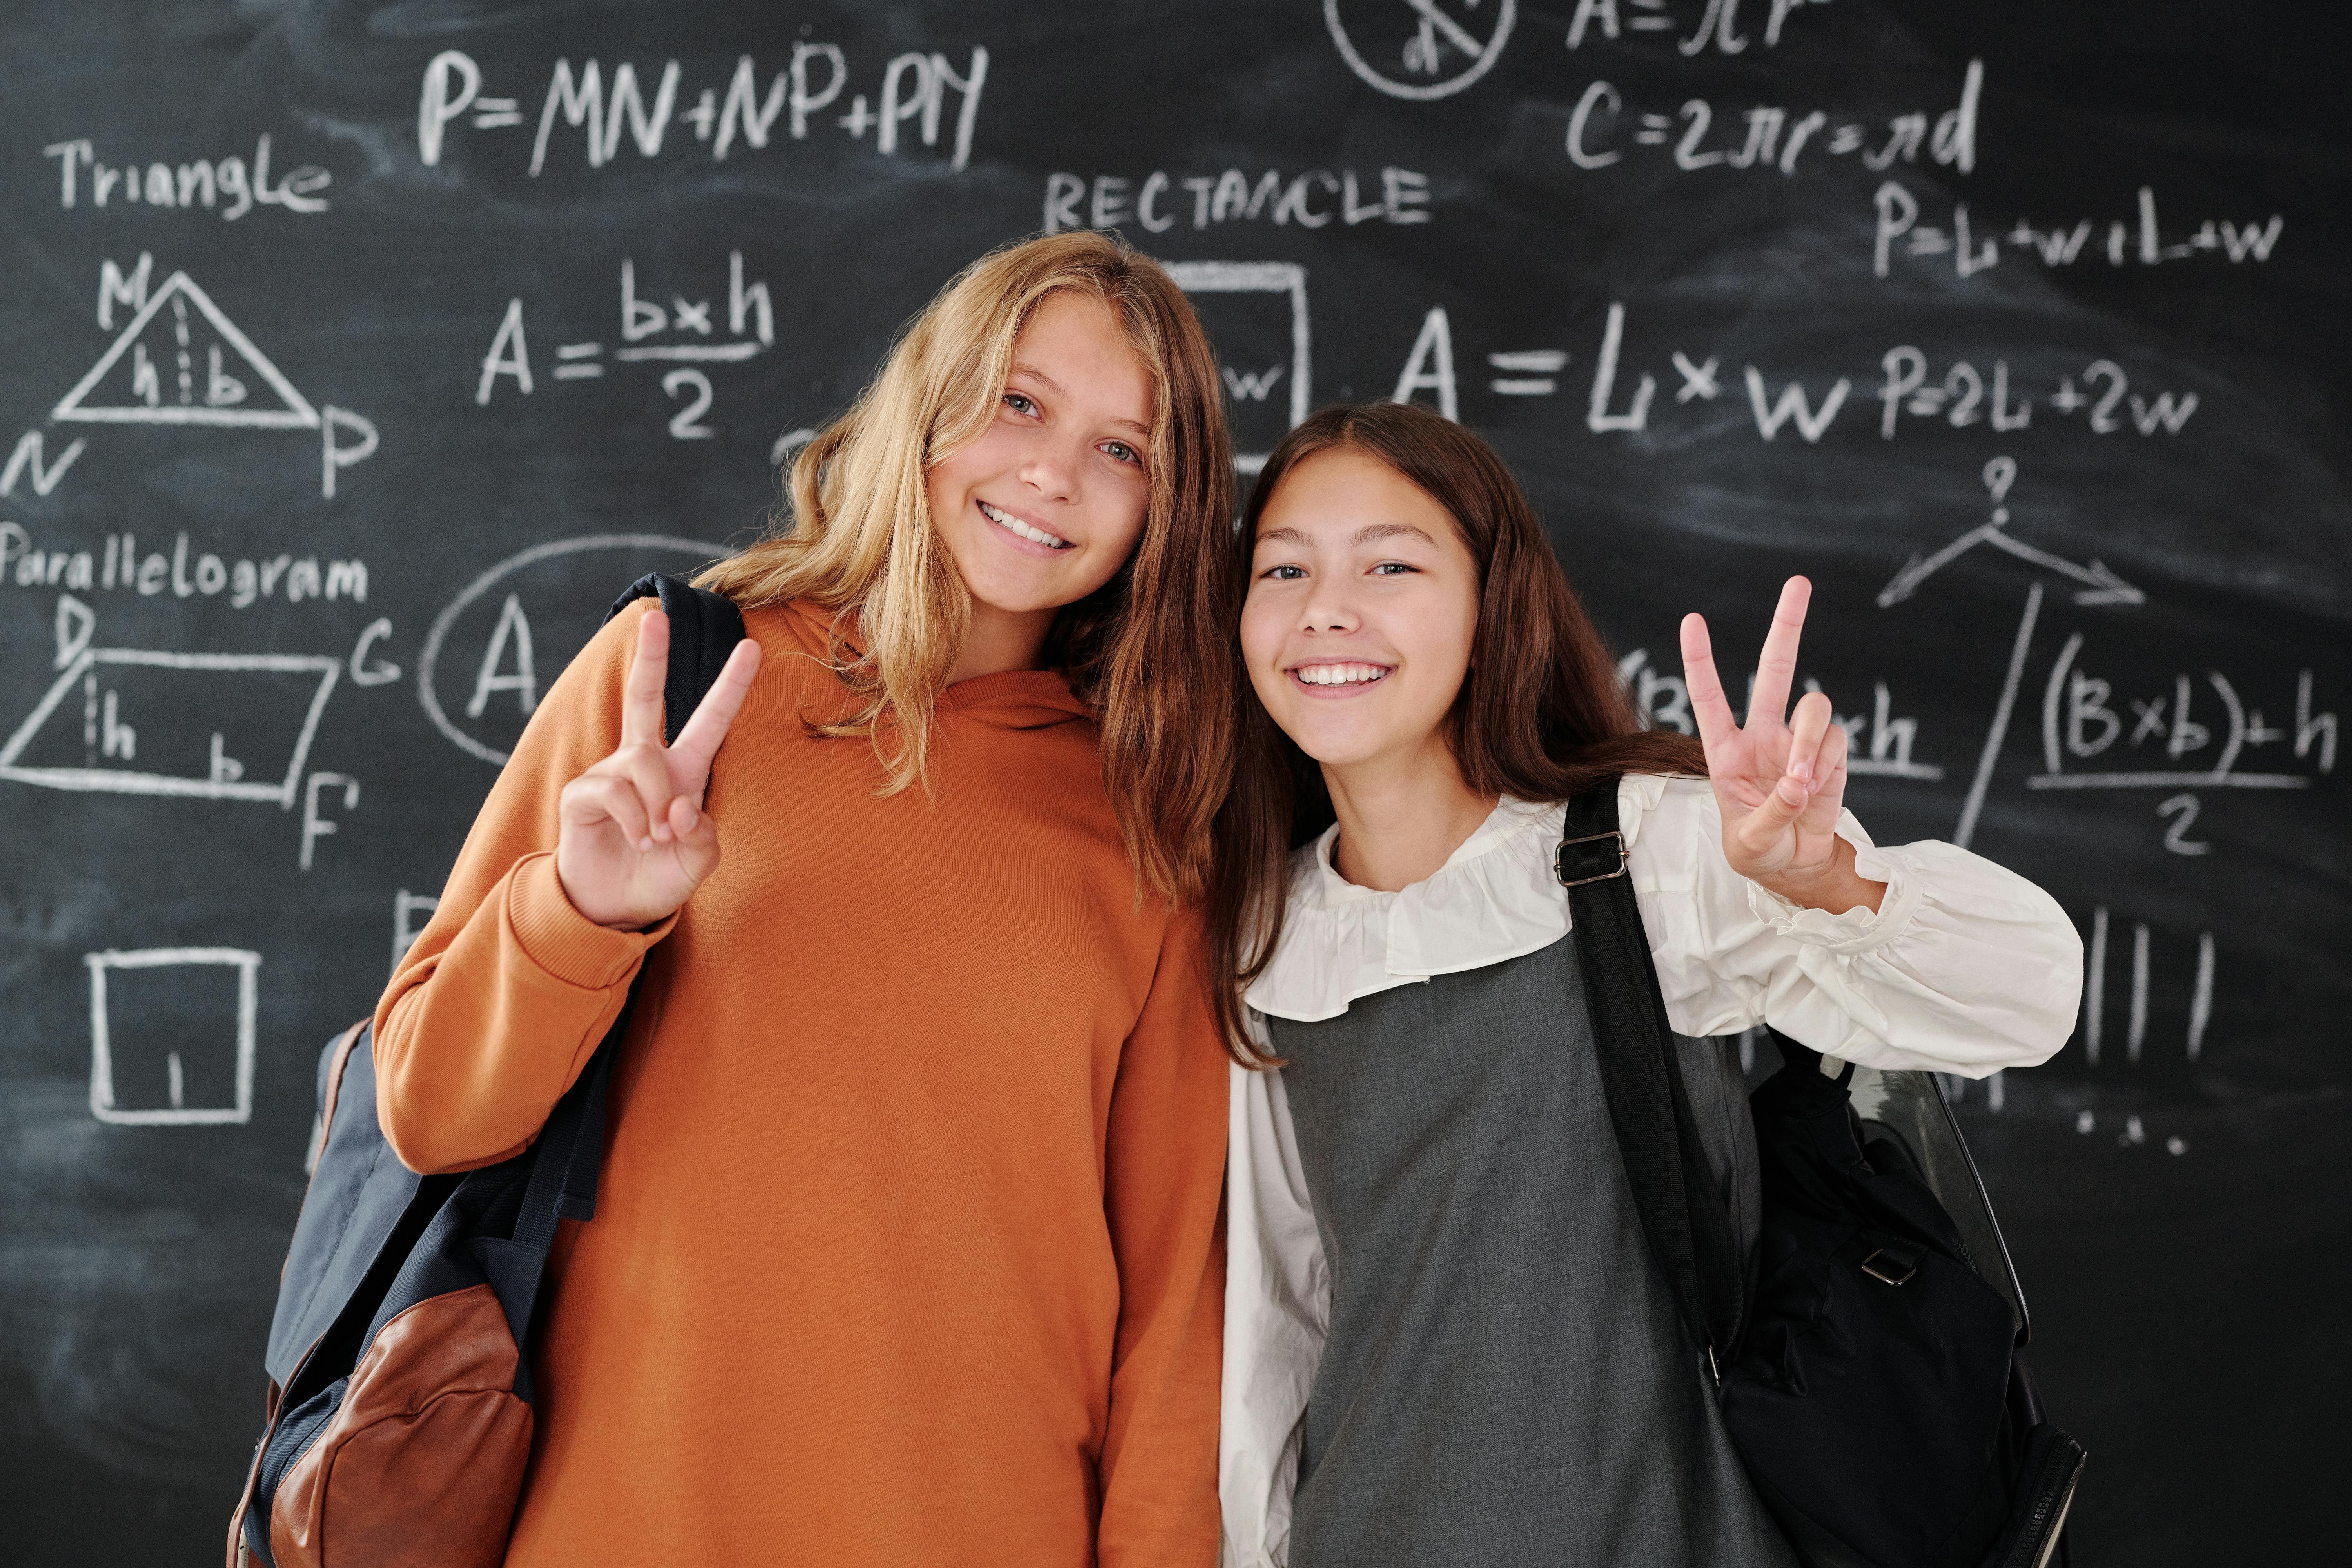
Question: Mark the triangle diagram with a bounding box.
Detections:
[53,272,319,429]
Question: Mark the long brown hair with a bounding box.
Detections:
[1205,401,1706,1062]
[700,232,1234,903]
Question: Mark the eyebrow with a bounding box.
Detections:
[1256,522,1438,548]
[1010,361,1152,438]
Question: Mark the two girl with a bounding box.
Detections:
[390,232,2082,1566]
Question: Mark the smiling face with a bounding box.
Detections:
[1241,445,1483,772]
[925,290,1157,633]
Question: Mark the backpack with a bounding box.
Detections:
[1557,780,2087,1568]
[226,574,744,1568]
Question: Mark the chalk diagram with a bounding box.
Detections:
[1323,0,1516,101]
[50,263,379,497]
[1163,262,1311,474]
[417,532,731,764]
[1875,457,2144,608]
[0,645,340,806]
[85,946,260,1126]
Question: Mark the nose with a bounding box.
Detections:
[1299,573,1360,636]
[1017,429,1084,505]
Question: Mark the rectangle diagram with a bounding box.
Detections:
[0,648,341,806]
[1163,261,1310,474]
[85,946,261,1126]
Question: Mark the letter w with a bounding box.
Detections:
[1222,365,1285,402]
[2219,217,2282,262]
[1744,368,1852,443]
[2129,391,2198,435]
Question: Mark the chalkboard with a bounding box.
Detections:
[2,2,2345,1560]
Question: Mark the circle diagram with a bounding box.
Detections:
[1323,0,1517,101]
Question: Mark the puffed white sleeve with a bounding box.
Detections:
[1621,775,2084,1076]
[1220,1020,1328,1568]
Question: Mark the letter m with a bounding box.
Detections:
[99,252,152,328]
[325,561,370,602]
[530,59,606,176]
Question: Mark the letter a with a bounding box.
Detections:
[475,298,533,405]
[465,593,541,719]
[1390,306,1459,421]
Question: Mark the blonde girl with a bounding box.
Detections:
[379,233,1235,1566]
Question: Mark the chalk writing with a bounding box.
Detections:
[2034,641,2332,793]
[51,260,378,497]
[83,947,261,1126]
[1162,263,1312,474]
[2078,909,2218,1067]
[1878,459,2143,608]
[1874,180,2285,279]
[1043,167,1431,233]
[1324,0,1518,101]
[475,254,772,439]
[40,134,330,219]
[1565,59,1979,177]
[1566,0,1831,54]
[0,431,86,500]
[1,641,342,808]
[418,46,989,175]
[417,534,730,765]
[0,528,368,609]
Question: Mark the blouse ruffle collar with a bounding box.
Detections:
[1245,778,1668,1024]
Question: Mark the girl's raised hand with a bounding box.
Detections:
[555,610,763,931]
[1678,577,1873,910]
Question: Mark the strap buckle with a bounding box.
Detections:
[1555,829,1629,887]
[1860,1245,1924,1287]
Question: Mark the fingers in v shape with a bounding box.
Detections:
[621,609,673,748]
[1678,612,1743,755]
[1745,575,1813,730]
[668,639,762,781]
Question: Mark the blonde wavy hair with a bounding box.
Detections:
[699,231,1236,902]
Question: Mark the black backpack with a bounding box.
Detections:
[1556,781,2086,1568]
[227,575,742,1568]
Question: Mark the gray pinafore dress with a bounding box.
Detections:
[1267,931,1799,1568]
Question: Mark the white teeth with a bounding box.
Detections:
[979,501,1070,549]
[1295,663,1389,686]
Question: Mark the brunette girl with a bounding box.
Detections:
[377,234,1233,1565]
[1212,403,2083,1567]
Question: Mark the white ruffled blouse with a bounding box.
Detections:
[1221,774,2085,1568]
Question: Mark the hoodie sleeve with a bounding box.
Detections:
[372,601,677,1174]
[1095,909,1231,1568]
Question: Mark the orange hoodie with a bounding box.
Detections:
[376,598,1226,1566]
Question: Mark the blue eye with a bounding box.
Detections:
[1004,392,1038,416]
[1102,441,1141,466]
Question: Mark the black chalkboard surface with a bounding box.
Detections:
[2,2,2345,1560]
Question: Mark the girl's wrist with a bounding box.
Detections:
[1752,840,1887,916]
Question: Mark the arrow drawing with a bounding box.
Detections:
[1877,457,2145,608]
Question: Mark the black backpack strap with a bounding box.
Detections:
[1561,779,1748,1372]
[510,573,743,1256]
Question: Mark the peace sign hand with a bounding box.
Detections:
[555,609,763,931]
[1678,577,1882,915]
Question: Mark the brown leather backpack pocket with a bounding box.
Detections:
[269,1283,534,1568]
